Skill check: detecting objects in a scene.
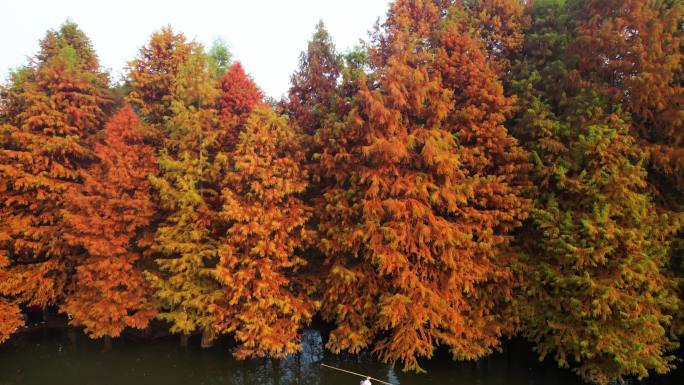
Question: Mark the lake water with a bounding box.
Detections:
[0,328,681,385]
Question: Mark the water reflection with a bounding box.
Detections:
[0,329,680,385]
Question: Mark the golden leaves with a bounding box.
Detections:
[215,105,314,359]
[0,299,23,343]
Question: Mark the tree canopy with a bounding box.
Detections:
[1,4,683,384]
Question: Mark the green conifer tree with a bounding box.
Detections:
[510,2,683,382]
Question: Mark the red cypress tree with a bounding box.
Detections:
[284,22,345,303]
[287,21,343,138]
[216,61,264,148]
[60,104,157,342]
[286,21,345,199]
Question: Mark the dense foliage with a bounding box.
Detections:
[0,22,110,310]
[315,0,530,371]
[1,2,683,384]
[61,104,157,340]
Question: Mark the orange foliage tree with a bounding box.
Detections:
[127,26,194,126]
[0,299,22,344]
[460,0,530,75]
[216,62,264,148]
[0,22,110,319]
[213,106,315,359]
[60,104,157,342]
[570,0,684,202]
[285,21,345,304]
[0,255,23,343]
[317,0,530,370]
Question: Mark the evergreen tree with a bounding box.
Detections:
[569,0,684,327]
[510,2,682,382]
[209,38,232,80]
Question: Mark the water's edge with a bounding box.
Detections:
[1,323,682,385]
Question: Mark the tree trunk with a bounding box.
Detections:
[67,328,77,346]
[271,357,281,385]
[180,333,189,348]
[41,307,50,324]
[200,328,215,349]
[506,340,512,368]
[319,326,331,348]
[102,335,112,352]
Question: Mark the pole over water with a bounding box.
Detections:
[320,363,395,385]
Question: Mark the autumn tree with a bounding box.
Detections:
[59,105,157,347]
[213,106,315,359]
[0,300,22,344]
[510,2,683,383]
[569,0,684,206]
[568,0,684,326]
[285,21,345,302]
[144,44,224,347]
[0,22,110,322]
[216,62,264,148]
[37,20,102,73]
[0,256,23,343]
[127,26,194,125]
[286,21,343,139]
[460,0,530,76]
[317,0,530,370]
[126,28,223,347]
[433,0,533,355]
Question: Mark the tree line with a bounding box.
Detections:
[1,1,683,384]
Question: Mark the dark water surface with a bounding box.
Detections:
[0,329,681,385]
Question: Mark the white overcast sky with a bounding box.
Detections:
[0,0,391,98]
